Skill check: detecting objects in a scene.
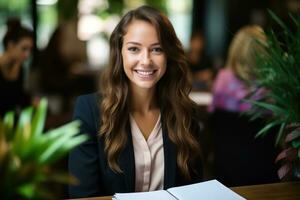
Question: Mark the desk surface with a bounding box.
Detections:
[231,181,300,200]
[74,181,300,200]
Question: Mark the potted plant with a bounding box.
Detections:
[246,11,300,180]
[0,99,88,199]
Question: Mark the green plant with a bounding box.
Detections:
[246,11,300,179]
[0,99,88,199]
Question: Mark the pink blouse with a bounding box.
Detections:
[209,68,252,112]
[130,114,164,192]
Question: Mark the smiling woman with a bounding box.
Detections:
[69,5,204,198]
[122,20,167,91]
[0,18,33,116]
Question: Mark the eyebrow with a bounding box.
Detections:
[125,42,161,46]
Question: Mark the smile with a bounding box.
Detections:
[134,69,157,77]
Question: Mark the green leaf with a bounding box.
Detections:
[3,111,14,140]
[256,120,283,138]
[13,107,33,155]
[276,122,286,146]
[38,121,83,164]
[291,138,300,148]
[31,98,47,137]
[43,120,81,140]
[44,134,88,164]
[0,98,86,199]
[17,183,36,199]
[247,100,287,117]
[268,9,293,39]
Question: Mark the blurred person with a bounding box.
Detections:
[69,5,204,198]
[0,18,33,116]
[187,30,214,91]
[209,25,279,186]
[35,23,91,115]
[37,26,71,95]
[210,25,266,113]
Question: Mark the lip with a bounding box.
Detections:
[134,69,157,80]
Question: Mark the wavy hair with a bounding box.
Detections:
[226,25,267,84]
[100,5,201,179]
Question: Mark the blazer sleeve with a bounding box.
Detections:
[68,95,101,198]
[188,117,204,184]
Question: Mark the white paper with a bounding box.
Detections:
[167,180,246,200]
[113,179,246,200]
[114,190,175,200]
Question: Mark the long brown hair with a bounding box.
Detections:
[100,5,201,179]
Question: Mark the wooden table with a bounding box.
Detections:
[231,181,300,200]
[73,181,300,200]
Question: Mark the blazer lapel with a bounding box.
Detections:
[118,122,135,192]
[117,114,177,191]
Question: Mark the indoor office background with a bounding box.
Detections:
[1,0,297,121]
[0,0,299,199]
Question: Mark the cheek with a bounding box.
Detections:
[122,51,132,77]
[13,49,23,59]
[19,51,28,60]
[15,47,26,57]
[122,52,137,70]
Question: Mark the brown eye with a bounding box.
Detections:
[152,47,163,54]
[128,47,139,53]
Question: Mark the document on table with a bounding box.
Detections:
[113,179,246,200]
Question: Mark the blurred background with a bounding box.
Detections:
[0,0,298,123]
[0,0,299,198]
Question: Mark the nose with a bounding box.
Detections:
[140,49,151,65]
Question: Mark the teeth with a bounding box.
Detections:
[136,70,154,75]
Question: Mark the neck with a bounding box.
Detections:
[0,52,20,80]
[129,85,158,115]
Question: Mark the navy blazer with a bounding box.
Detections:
[68,93,203,198]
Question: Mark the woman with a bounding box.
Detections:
[0,18,33,116]
[209,25,267,113]
[69,6,203,198]
[210,25,279,186]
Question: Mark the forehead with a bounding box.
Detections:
[123,20,160,43]
[14,37,33,47]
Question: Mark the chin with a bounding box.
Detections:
[134,81,157,89]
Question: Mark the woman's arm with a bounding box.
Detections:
[68,95,102,198]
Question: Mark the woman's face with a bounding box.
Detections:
[121,20,167,91]
[8,37,33,62]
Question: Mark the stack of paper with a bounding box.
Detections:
[113,179,246,200]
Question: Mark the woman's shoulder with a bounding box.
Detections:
[75,92,100,105]
[73,92,101,135]
[215,68,235,82]
[213,68,246,93]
